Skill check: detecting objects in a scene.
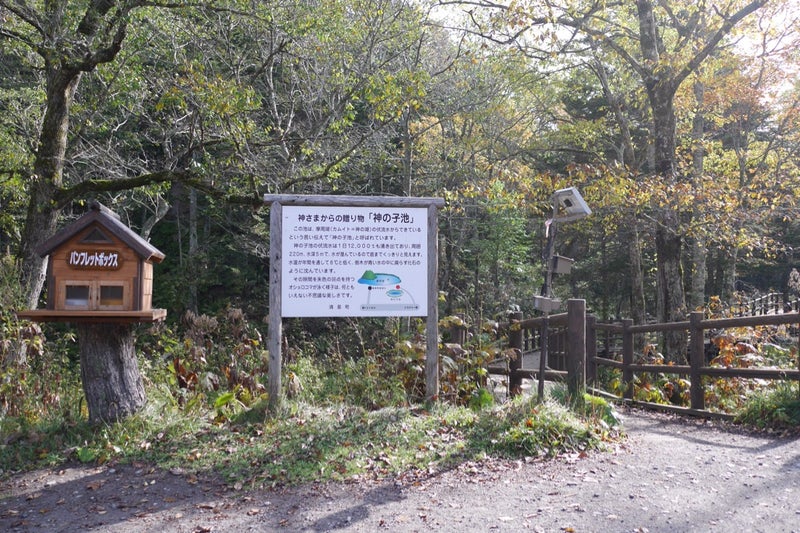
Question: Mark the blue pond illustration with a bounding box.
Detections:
[357,270,419,312]
[357,271,401,286]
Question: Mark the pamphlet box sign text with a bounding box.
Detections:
[281,206,428,317]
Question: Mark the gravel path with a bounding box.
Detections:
[2,407,799,532]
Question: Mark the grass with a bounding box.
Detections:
[735,381,800,430]
[0,387,619,489]
[5,368,800,489]
[0,310,619,488]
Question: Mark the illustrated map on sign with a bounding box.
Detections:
[357,270,419,312]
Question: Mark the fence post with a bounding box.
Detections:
[508,311,523,397]
[566,299,586,397]
[797,316,800,399]
[689,311,706,410]
[538,316,549,401]
[586,314,597,386]
[449,316,467,346]
[622,319,634,401]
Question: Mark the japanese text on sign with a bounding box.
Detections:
[282,206,427,317]
[68,250,121,269]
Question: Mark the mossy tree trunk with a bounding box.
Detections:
[77,323,146,423]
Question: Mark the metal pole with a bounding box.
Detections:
[538,205,558,400]
[538,315,549,400]
[509,311,523,397]
[542,217,558,298]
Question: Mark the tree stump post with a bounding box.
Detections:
[77,323,146,423]
[565,299,586,397]
[622,319,634,400]
[508,311,524,397]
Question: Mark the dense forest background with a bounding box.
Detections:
[1,0,799,331]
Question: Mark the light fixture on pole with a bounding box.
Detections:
[552,187,592,222]
[536,186,590,400]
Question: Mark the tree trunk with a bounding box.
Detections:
[401,107,413,196]
[689,81,707,311]
[724,247,739,301]
[628,222,647,353]
[656,221,687,362]
[690,236,707,309]
[637,0,687,361]
[77,323,146,423]
[17,0,142,309]
[19,70,83,310]
[189,187,199,313]
[633,0,765,359]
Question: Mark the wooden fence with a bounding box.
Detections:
[483,299,800,416]
[736,292,800,316]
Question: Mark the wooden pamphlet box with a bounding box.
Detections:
[18,202,166,323]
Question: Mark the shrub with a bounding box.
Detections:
[736,381,800,429]
[468,395,607,458]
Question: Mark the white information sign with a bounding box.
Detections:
[281,205,428,317]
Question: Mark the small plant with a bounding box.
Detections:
[548,385,621,429]
[437,315,510,407]
[468,387,494,411]
[736,381,800,430]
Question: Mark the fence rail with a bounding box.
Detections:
[736,292,800,316]
[478,300,800,417]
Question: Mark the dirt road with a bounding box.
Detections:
[2,407,799,532]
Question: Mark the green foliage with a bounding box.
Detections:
[138,307,269,421]
[0,172,27,252]
[736,382,800,430]
[438,315,510,406]
[0,257,83,426]
[319,355,410,409]
[1,307,614,484]
[0,393,608,487]
[439,181,541,319]
[548,385,621,430]
[468,387,494,411]
[282,317,418,407]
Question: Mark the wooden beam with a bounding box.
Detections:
[263,194,444,208]
[268,201,283,412]
[16,309,166,323]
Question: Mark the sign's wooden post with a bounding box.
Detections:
[425,203,440,402]
[268,201,283,411]
[264,195,444,410]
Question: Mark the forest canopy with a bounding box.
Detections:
[0,0,798,324]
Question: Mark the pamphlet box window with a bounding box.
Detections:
[65,284,91,308]
[100,285,125,307]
